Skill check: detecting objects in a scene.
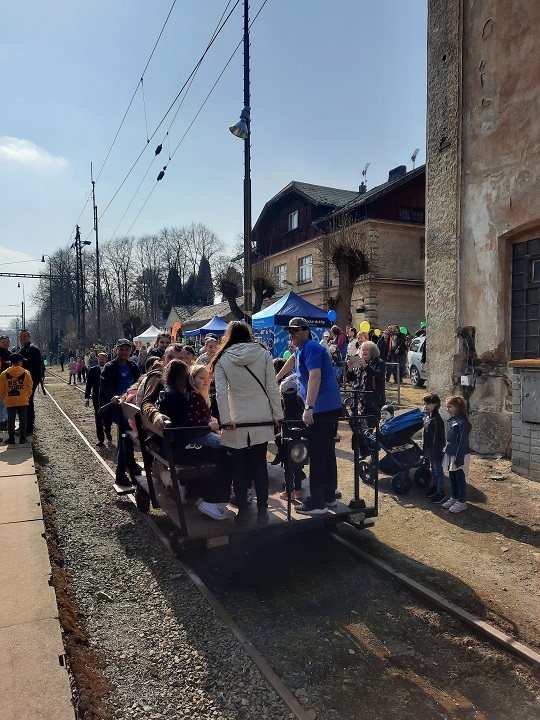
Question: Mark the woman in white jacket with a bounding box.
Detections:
[211,322,283,525]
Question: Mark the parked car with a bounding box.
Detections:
[407,335,426,387]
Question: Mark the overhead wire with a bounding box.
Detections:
[95,0,242,232]
[69,0,179,243]
[107,1,236,242]
[111,0,270,240]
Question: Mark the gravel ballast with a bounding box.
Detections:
[34,386,294,720]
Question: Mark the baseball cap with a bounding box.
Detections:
[285,317,309,330]
[323,331,331,337]
[115,338,132,348]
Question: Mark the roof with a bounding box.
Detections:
[315,165,426,225]
[253,181,360,235]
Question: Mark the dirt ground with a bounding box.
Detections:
[337,381,540,651]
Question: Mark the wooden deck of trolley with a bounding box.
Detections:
[122,402,372,548]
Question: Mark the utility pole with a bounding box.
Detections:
[73,226,81,351]
[91,163,101,341]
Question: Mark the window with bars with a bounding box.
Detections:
[298,255,313,284]
[511,239,540,359]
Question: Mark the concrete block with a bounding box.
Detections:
[0,521,57,628]
[0,446,35,477]
[0,475,42,525]
[530,462,540,472]
[520,427,531,437]
[531,430,540,440]
[0,618,73,720]
[511,450,530,461]
[512,463,527,477]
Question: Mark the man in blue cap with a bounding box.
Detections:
[276,317,342,515]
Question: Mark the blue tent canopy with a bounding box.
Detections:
[252,291,331,357]
[184,315,229,338]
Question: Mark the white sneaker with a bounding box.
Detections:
[441,497,458,509]
[448,501,468,513]
[198,501,228,520]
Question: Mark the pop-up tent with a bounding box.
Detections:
[252,291,331,357]
[184,315,229,338]
[133,324,162,347]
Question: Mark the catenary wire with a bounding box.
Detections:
[106,3,237,242]
[110,0,269,240]
[94,0,241,232]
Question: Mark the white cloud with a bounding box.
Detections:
[0,136,68,170]
[0,246,36,264]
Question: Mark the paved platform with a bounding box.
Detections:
[0,442,74,720]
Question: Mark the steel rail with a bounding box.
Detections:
[331,531,540,668]
[42,375,316,720]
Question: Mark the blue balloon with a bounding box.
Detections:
[327,310,337,322]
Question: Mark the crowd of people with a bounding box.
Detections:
[0,319,470,519]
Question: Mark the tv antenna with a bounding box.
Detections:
[411,148,420,169]
[361,162,370,188]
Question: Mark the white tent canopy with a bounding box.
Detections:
[133,325,162,343]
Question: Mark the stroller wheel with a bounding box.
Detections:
[359,460,375,485]
[414,465,432,488]
[391,471,412,495]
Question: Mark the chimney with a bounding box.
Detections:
[358,182,367,194]
[388,165,407,182]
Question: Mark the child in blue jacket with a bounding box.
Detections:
[441,395,472,513]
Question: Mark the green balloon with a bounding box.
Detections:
[400,326,408,335]
[420,321,426,328]
[44,360,49,366]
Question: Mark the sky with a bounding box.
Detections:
[0,0,427,326]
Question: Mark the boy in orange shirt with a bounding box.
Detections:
[0,353,34,444]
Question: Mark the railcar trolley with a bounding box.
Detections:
[121,403,379,552]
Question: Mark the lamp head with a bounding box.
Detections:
[229,106,250,139]
[41,254,45,263]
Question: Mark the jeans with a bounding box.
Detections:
[0,396,7,424]
[449,469,467,503]
[431,457,445,493]
[7,405,27,439]
[198,431,221,449]
[93,401,112,443]
[307,408,341,506]
[386,353,398,382]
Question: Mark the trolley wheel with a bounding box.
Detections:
[391,471,412,495]
[359,460,375,485]
[135,485,151,513]
[414,465,432,488]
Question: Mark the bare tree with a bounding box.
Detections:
[316,213,378,329]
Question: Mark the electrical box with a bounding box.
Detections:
[522,371,540,424]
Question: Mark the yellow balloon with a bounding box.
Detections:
[359,321,371,332]
[374,329,381,336]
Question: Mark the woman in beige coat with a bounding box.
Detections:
[211,322,283,525]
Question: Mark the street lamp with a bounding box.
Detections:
[41,254,54,350]
[17,282,25,328]
[229,0,252,326]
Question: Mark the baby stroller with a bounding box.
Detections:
[358,408,430,494]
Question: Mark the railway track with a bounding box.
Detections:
[38,370,540,720]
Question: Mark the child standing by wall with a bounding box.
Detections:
[422,393,447,504]
[277,374,307,500]
[0,353,33,444]
[441,395,472,513]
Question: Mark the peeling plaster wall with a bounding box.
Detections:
[427,0,540,453]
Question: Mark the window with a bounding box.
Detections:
[413,209,425,223]
[298,255,313,284]
[275,263,287,288]
[512,239,540,359]
[288,210,299,231]
[533,259,540,283]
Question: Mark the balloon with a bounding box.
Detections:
[400,326,408,335]
[374,329,381,336]
[420,321,426,328]
[44,360,48,366]
[359,320,371,332]
[327,310,337,322]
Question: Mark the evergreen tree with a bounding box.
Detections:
[181,273,197,304]
[162,267,183,317]
[195,255,214,305]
